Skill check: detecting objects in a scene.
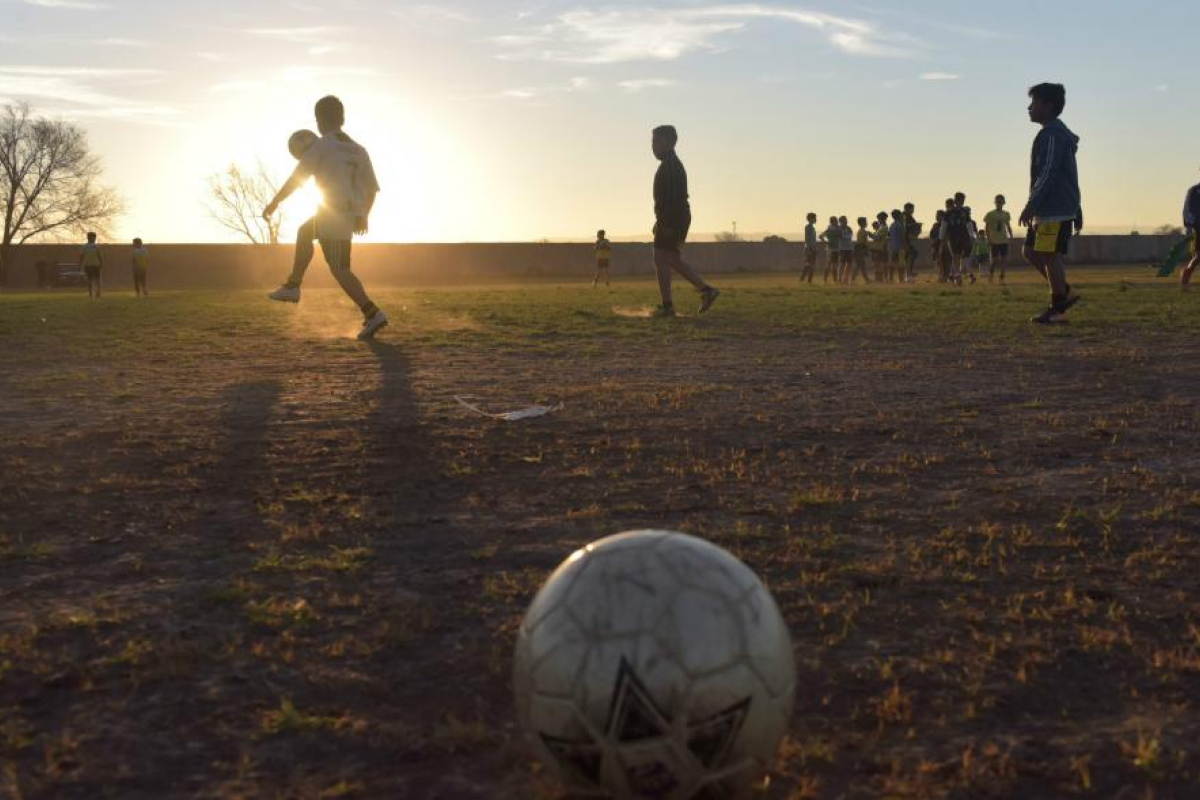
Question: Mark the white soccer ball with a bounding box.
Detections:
[287,129,319,160]
[513,530,796,799]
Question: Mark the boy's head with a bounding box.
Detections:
[944,198,955,210]
[807,212,817,223]
[995,194,1006,209]
[829,216,838,225]
[597,229,606,239]
[314,95,345,135]
[877,211,888,223]
[977,227,988,239]
[903,202,914,215]
[857,216,867,228]
[651,125,678,159]
[86,232,97,243]
[133,238,142,248]
[1027,82,1066,124]
[936,210,946,221]
[839,216,848,225]
[954,192,966,207]
[892,210,903,221]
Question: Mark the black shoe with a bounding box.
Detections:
[698,287,721,314]
[1031,307,1061,325]
[651,304,676,318]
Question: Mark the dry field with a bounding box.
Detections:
[2,269,1200,799]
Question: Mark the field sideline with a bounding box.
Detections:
[3,269,1200,799]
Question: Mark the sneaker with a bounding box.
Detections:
[698,287,721,314]
[268,286,300,304]
[1059,289,1082,313]
[651,304,676,318]
[1031,307,1061,325]
[358,310,389,340]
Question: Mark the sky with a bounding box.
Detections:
[0,0,1195,243]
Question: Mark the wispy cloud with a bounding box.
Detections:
[394,5,475,24]
[920,72,959,81]
[245,26,348,45]
[494,4,914,63]
[23,0,108,9]
[1153,84,1169,93]
[618,78,678,92]
[0,66,180,125]
[501,76,593,101]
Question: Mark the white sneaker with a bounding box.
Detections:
[358,310,388,340]
[268,286,301,304]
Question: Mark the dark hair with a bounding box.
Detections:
[315,95,345,128]
[86,232,97,240]
[652,125,678,146]
[1028,83,1066,116]
[954,192,966,203]
[857,217,867,226]
[945,198,955,208]
[597,229,606,237]
[903,202,914,212]
[995,194,1006,203]
[133,238,143,247]
[807,212,817,221]
[876,211,888,221]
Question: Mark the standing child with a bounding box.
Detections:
[838,216,854,284]
[930,210,946,282]
[972,227,991,279]
[80,232,103,299]
[593,229,612,288]
[888,210,907,282]
[802,212,818,283]
[131,238,149,297]
[820,216,841,283]
[984,194,1014,282]
[1020,82,1083,323]
[871,213,889,281]
[851,217,871,284]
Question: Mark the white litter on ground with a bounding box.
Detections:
[454,396,564,421]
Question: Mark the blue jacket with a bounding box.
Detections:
[1027,119,1082,221]
[1184,183,1200,230]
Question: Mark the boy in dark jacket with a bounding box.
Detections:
[1179,170,1200,291]
[650,125,719,316]
[1020,83,1083,324]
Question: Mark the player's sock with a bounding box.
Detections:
[361,302,380,320]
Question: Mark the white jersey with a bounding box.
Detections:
[295,131,380,232]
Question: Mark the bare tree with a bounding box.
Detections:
[207,162,284,245]
[0,103,124,281]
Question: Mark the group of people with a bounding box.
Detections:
[76,233,150,299]
[66,82,1097,328]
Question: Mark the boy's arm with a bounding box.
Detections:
[263,164,310,220]
[1021,130,1058,226]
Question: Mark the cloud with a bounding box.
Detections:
[618,78,678,92]
[23,0,107,8]
[501,76,594,101]
[246,26,349,45]
[0,66,180,125]
[494,4,913,63]
[394,5,475,24]
[920,72,959,81]
[1153,84,1169,93]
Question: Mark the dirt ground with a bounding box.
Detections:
[2,272,1200,799]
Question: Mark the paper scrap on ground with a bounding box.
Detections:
[455,396,563,421]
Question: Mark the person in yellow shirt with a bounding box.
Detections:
[79,232,104,299]
[592,229,612,288]
[983,194,1014,283]
[131,238,150,297]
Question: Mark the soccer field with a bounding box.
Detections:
[3,269,1200,798]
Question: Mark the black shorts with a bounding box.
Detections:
[805,249,817,266]
[85,266,101,280]
[596,259,610,269]
[947,231,972,257]
[653,220,690,252]
[132,267,147,282]
[990,243,1009,259]
[841,251,853,264]
[1025,222,1073,256]
[319,239,353,272]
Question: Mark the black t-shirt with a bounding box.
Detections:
[654,151,690,229]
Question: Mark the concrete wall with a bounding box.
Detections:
[0,235,1180,290]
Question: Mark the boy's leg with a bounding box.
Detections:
[1181,234,1198,291]
[284,218,318,288]
[320,239,381,319]
[653,248,675,306]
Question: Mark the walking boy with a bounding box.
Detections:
[838,216,854,283]
[802,212,818,283]
[649,125,719,316]
[821,216,841,283]
[984,194,1014,282]
[80,232,103,299]
[593,229,612,288]
[132,238,149,297]
[903,203,922,282]
[1020,83,1083,323]
[888,210,907,282]
[1178,169,1200,291]
[265,96,389,340]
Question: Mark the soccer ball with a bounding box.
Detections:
[513,530,795,799]
[287,129,319,160]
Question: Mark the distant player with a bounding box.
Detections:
[888,210,907,282]
[871,212,889,281]
[838,216,854,284]
[649,125,719,316]
[593,229,612,288]
[903,203,922,282]
[850,217,871,284]
[930,209,946,282]
[131,238,149,297]
[264,96,388,340]
[972,226,991,278]
[1179,170,1200,291]
[1020,83,1083,323]
[984,194,1014,282]
[80,232,103,299]
[801,212,818,283]
[820,216,841,283]
[943,193,972,285]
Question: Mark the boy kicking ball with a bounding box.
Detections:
[264,96,388,340]
[1020,82,1083,324]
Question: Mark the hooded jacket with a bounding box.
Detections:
[1184,183,1200,230]
[1027,118,1082,222]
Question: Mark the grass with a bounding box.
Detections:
[3,268,1200,798]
